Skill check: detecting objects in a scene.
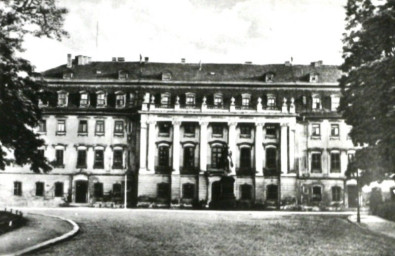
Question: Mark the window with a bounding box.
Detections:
[113,150,123,169]
[35,182,44,196]
[185,93,195,106]
[240,148,251,169]
[14,181,22,196]
[240,184,252,200]
[265,73,274,82]
[116,94,125,108]
[266,124,276,137]
[157,183,170,199]
[94,183,103,198]
[212,124,223,137]
[211,146,224,169]
[95,120,105,135]
[348,153,355,163]
[183,147,195,169]
[266,148,277,169]
[78,120,88,134]
[267,184,278,200]
[331,96,340,111]
[77,150,87,168]
[54,182,63,197]
[161,93,171,106]
[58,92,67,106]
[240,125,251,138]
[312,186,322,201]
[331,153,341,173]
[55,149,64,167]
[38,120,46,133]
[332,186,341,201]
[158,146,169,167]
[312,124,320,137]
[114,121,124,135]
[158,122,170,136]
[331,124,339,137]
[94,150,104,169]
[118,70,128,79]
[241,94,251,108]
[214,94,223,107]
[80,93,89,106]
[312,96,321,110]
[267,95,276,109]
[56,120,66,135]
[184,123,195,137]
[182,183,195,199]
[310,73,318,82]
[97,93,106,107]
[311,153,322,172]
[113,183,122,197]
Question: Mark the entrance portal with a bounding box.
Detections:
[210,176,236,209]
[75,180,88,203]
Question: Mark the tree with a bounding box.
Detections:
[0,0,68,172]
[340,0,395,186]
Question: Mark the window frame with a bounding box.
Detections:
[80,92,89,107]
[183,123,195,137]
[55,149,64,168]
[158,122,171,137]
[182,183,195,200]
[94,182,104,198]
[38,120,47,133]
[311,153,322,173]
[212,124,223,138]
[113,149,124,169]
[95,120,105,136]
[56,120,66,135]
[240,124,251,138]
[76,149,87,168]
[78,120,88,135]
[330,152,341,173]
[57,91,68,107]
[97,92,106,107]
[115,93,126,108]
[14,181,22,196]
[312,96,321,110]
[185,93,196,106]
[94,149,104,169]
[54,182,64,197]
[311,123,321,138]
[330,124,340,137]
[332,186,341,202]
[114,120,124,136]
[312,186,322,202]
[35,182,45,197]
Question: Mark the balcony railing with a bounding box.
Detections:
[155,166,172,174]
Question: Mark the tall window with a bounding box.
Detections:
[240,125,251,138]
[57,120,66,134]
[312,124,320,137]
[55,149,64,167]
[312,186,322,201]
[35,182,44,196]
[113,150,123,169]
[95,120,105,135]
[114,121,124,135]
[240,148,251,169]
[182,183,195,199]
[331,124,339,137]
[58,92,67,106]
[38,120,46,133]
[331,153,341,173]
[78,120,88,134]
[240,184,252,200]
[332,186,341,201]
[54,182,63,197]
[212,124,223,137]
[77,150,87,168]
[94,150,104,169]
[266,148,277,169]
[211,146,224,169]
[312,96,321,110]
[97,93,106,107]
[183,147,195,169]
[14,181,22,196]
[94,183,103,197]
[158,146,169,167]
[311,153,322,173]
[116,94,125,108]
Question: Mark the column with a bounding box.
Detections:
[340,150,348,174]
[289,125,296,172]
[255,122,264,176]
[228,122,237,175]
[147,120,156,173]
[139,121,148,172]
[199,121,208,172]
[172,120,181,174]
[87,146,94,169]
[281,123,288,174]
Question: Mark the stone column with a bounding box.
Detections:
[228,122,237,175]
[172,120,181,174]
[255,122,264,176]
[281,123,288,174]
[199,121,208,172]
[147,120,156,173]
[289,125,296,172]
[139,120,148,172]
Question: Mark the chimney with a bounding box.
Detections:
[67,54,72,68]
[117,57,125,62]
[311,60,323,67]
[181,58,186,63]
[284,61,291,66]
[144,57,149,63]
[245,61,252,64]
[112,57,117,62]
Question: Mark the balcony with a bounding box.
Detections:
[155,166,172,174]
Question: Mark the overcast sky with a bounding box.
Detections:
[21,0,347,71]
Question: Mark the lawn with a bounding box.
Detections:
[30,209,395,256]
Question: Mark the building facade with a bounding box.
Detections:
[0,55,359,209]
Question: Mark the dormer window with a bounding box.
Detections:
[185,92,195,106]
[162,71,172,81]
[161,93,171,106]
[118,70,128,80]
[312,95,321,110]
[265,73,275,82]
[63,71,73,79]
[309,73,319,83]
[129,93,135,106]
[115,92,126,108]
[241,93,251,108]
[57,91,68,107]
[97,92,106,107]
[267,94,276,109]
[214,93,223,107]
[80,92,89,107]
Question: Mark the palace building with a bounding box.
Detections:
[0,55,359,209]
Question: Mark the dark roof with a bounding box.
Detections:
[42,61,342,83]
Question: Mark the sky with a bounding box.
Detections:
[21,0,347,72]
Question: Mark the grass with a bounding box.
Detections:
[30,210,395,256]
[0,211,24,235]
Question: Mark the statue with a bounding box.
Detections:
[222,146,234,175]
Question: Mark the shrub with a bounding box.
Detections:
[376,202,395,222]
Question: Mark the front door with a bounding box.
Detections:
[348,185,358,208]
[75,180,88,203]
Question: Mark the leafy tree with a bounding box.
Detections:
[0,0,68,172]
[340,0,395,185]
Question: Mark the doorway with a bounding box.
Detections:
[75,180,88,203]
[347,185,358,208]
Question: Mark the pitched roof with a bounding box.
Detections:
[42,61,342,83]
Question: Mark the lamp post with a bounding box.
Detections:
[356,169,361,223]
